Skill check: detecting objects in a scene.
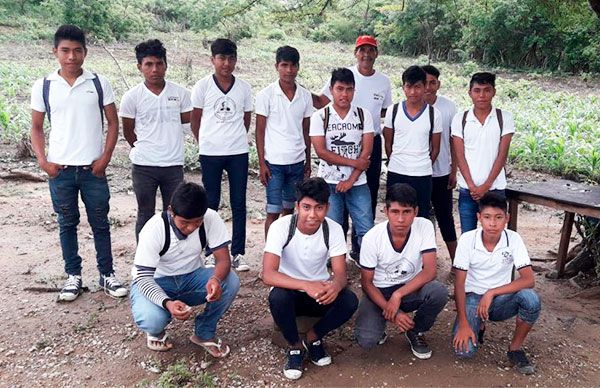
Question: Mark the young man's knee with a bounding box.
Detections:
[516,288,541,324]
[132,309,170,336]
[355,331,380,350]
[454,343,478,359]
[423,281,449,306]
[222,271,241,297]
[268,287,294,309]
[335,288,359,316]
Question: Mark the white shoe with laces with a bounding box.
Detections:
[99,272,128,298]
[59,275,83,302]
[232,254,250,272]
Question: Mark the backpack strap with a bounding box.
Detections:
[461,110,468,138]
[428,104,434,140]
[42,77,51,123]
[282,214,298,250]
[391,102,399,132]
[496,108,504,136]
[92,73,105,125]
[357,107,364,129]
[159,211,171,257]
[199,224,207,250]
[322,219,329,251]
[322,106,330,135]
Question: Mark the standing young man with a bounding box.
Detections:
[120,39,192,240]
[422,65,458,261]
[30,24,127,301]
[355,183,448,359]
[452,192,540,375]
[262,177,358,380]
[451,72,515,233]
[255,45,312,238]
[313,35,392,257]
[383,65,442,219]
[310,68,375,254]
[191,38,251,271]
[130,182,239,357]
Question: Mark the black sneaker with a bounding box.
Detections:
[58,275,83,302]
[283,348,305,380]
[303,339,332,366]
[405,330,432,359]
[507,349,535,375]
[99,272,128,298]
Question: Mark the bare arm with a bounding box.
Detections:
[311,93,330,109]
[430,132,441,163]
[262,252,326,296]
[383,126,393,159]
[302,117,312,176]
[31,110,62,176]
[91,103,118,176]
[122,117,136,147]
[360,269,390,311]
[244,111,251,132]
[255,114,270,186]
[190,108,203,142]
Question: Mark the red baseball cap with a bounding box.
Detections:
[355,35,378,49]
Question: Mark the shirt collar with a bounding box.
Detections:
[46,69,95,84]
[466,105,497,123]
[274,80,299,99]
[168,212,188,241]
[474,228,509,252]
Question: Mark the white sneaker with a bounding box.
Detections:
[58,275,83,302]
[99,272,128,298]
[204,254,216,268]
[232,254,250,272]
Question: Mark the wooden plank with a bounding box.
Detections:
[556,211,575,277]
[506,179,600,211]
[508,198,518,231]
[506,193,600,219]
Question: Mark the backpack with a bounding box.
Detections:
[322,105,364,134]
[159,211,207,256]
[461,108,504,137]
[390,102,435,148]
[281,214,329,251]
[42,73,104,124]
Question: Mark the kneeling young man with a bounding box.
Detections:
[452,192,540,375]
[130,182,240,358]
[262,177,359,380]
[355,183,448,359]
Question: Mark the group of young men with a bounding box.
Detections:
[31,24,541,380]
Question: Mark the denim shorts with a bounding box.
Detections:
[266,161,305,214]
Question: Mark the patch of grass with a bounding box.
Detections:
[73,312,99,334]
[156,360,215,388]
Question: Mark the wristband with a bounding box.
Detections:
[162,298,173,310]
[209,275,223,285]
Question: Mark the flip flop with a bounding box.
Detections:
[147,332,173,352]
[189,334,230,358]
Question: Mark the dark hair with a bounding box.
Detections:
[478,192,507,213]
[54,24,86,49]
[469,72,496,89]
[276,45,300,65]
[170,182,208,219]
[296,177,330,205]
[211,38,237,57]
[135,39,167,65]
[421,64,440,79]
[402,65,427,85]
[330,67,355,88]
[385,183,418,209]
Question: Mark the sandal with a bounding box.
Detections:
[189,334,230,358]
[147,332,173,352]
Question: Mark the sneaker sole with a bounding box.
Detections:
[310,357,331,367]
[404,333,432,360]
[283,368,302,380]
[234,266,250,272]
[106,289,128,298]
[58,292,81,302]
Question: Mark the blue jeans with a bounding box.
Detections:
[130,268,240,340]
[327,183,373,250]
[200,153,248,256]
[265,161,305,214]
[48,166,113,276]
[458,188,506,233]
[452,289,541,358]
[355,281,448,349]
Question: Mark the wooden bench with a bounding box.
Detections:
[505,179,600,277]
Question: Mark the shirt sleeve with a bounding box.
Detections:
[450,112,463,139]
[500,110,516,136]
[244,83,253,112]
[118,89,136,119]
[419,219,437,252]
[383,105,394,128]
[511,232,531,269]
[31,78,45,112]
[190,80,205,109]
[432,107,443,134]
[309,110,325,137]
[204,210,231,250]
[358,229,378,269]
[254,89,269,117]
[326,220,348,258]
[264,217,289,257]
[452,234,471,271]
[362,109,375,134]
[98,75,115,106]
[180,87,193,113]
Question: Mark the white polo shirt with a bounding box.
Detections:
[132,209,230,279]
[255,81,313,165]
[431,95,457,177]
[119,81,192,167]
[450,107,515,190]
[30,69,115,165]
[321,65,392,135]
[309,104,374,185]
[191,75,252,156]
[264,215,347,282]
[384,102,443,176]
[360,218,437,288]
[453,228,531,295]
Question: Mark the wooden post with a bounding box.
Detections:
[508,198,519,231]
[556,211,575,277]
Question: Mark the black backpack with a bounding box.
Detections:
[42,73,104,124]
[322,105,365,134]
[461,108,504,137]
[390,102,435,148]
[159,211,207,256]
[281,214,329,251]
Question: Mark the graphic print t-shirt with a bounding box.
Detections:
[309,104,374,185]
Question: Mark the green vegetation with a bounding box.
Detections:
[156,360,215,388]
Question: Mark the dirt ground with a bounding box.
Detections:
[1,142,600,388]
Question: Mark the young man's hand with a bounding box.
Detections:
[315,280,341,305]
[470,184,490,201]
[259,161,271,186]
[205,277,223,302]
[166,300,193,320]
[41,161,63,178]
[303,281,327,301]
[448,172,457,189]
[304,160,312,178]
[336,176,357,193]
[353,156,370,171]
[393,311,415,332]
[91,156,109,177]
[383,292,402,321]
[476,291,494,320]
[453,324,477,353]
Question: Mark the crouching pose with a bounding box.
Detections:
[355,183,448,359]
[262,177,359,380]
[452,192,541,375]
[130,182,240,358]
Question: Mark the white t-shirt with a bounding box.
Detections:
[321,65,392,135]
[431,95,457,177]
[119,81,192,166]
[453,228,531,295]
[360,218,437,288]
[191,75,252,156]
[450,107,515,190]
[264,215,347,282]
[384,102,443,176]
[30,69,115,165]
[309,104,374,185]
[255,81,313,165]
[131,209,230,278]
